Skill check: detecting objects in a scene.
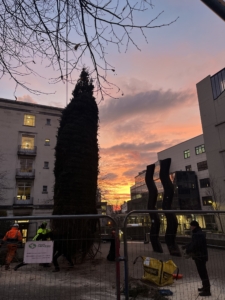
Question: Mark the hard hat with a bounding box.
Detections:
[13,223,19,227]
[42,221,47,225]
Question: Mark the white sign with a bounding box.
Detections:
[23,241,53,263]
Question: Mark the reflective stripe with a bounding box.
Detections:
[6,239,19,244]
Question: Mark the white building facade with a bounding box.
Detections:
[0,98,63,239]
[158,135,211,210]
[196,68,225,209]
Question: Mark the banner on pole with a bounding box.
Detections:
[23,241,53,263]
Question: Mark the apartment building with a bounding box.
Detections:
[197,68,225,209]
[128,135,216,230]
[158,135,211,209]
[0,98,63,239]
[130,135,207,205]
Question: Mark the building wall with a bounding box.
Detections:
[130,170,147,200]
[127,197,148,211]
[157,135,211,210]
[106,205,114,215]
[0,98,62,219]
[196,71,225,209]
[121,202,128,213]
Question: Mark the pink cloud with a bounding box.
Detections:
[17,95,37,104]
[110,46,225,93]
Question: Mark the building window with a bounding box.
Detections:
[184,150,190,159]
[46,119,51,125]
[204,215,216,230]
[21,135,35,149]
[17,182,31,200]
[42,186,48,193]
[202,196,213,206]
[45,139,50,146]
[199,178,210,188]
[20,159,33,172]
[44,162,49,169]
[195,144,205,155]
[185,165,192,171]
[211,68,225,100]
[24,114,35,127]
[197,161,208,171]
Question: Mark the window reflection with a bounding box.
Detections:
[211,68,225,100]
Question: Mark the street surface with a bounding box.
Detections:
[0,242,224,299]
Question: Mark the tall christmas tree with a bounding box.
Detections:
[52,68,99,260]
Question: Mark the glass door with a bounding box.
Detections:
[17,182,31,200]
[20,159,33,172]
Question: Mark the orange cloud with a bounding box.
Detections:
[98,85,203,205]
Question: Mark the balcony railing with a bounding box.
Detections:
[14,197,33,205]
[15,169,35,179]
[17,145,37,156]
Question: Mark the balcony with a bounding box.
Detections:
[14,197,33,205]
[15,169,35,179]
[17,145,37,156]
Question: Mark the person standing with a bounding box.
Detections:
[33,221,51,267]
[107,229,116,261]
[182,220,211,297]
[2,223,22,270]
[33,221,51,241]
[52,238,74,272]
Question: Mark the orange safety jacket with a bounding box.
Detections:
[3,227,23,244]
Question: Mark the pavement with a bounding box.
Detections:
[167,279,224,300]
[0,242,224,299]
[126,241,225,299]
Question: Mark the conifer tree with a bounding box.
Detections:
[52,68,99,260]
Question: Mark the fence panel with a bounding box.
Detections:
[122,210,225,300]
[0,215,121,300]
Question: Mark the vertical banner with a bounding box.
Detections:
[23,241,53,263]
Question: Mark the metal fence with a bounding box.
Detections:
[0,215,121,300]
[1,211,225,299]
[122,210,225,300]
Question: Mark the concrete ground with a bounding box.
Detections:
[0,242,224,299]
[127,241,225,299]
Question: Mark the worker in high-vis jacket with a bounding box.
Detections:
[14,221,52,271]
[33,221,51,267]
[1,223,22,270]
[33,221,51,241]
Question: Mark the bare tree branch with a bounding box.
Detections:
[0,0,178,99]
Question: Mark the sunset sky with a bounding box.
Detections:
[1,1,225,205]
